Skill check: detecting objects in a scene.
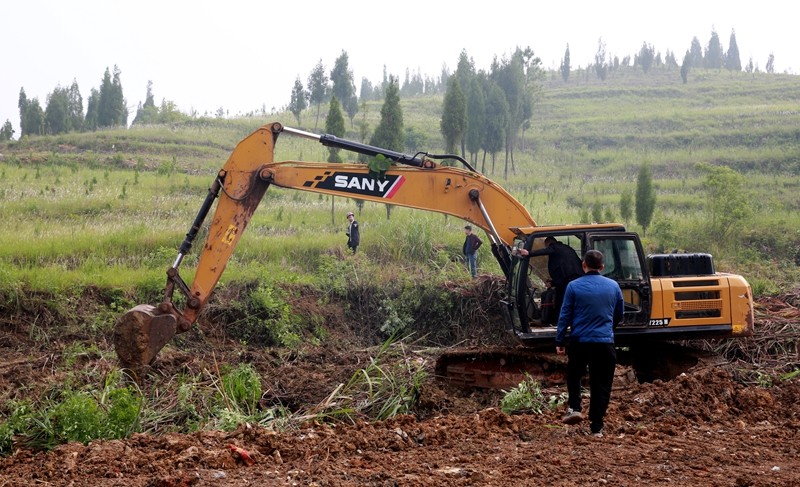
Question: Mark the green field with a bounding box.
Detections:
[1,67,799,302]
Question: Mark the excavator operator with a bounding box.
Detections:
[521,236,584,322]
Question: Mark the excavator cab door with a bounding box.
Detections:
[587,232,651,327]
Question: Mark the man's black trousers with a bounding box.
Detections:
[566,342,616,433]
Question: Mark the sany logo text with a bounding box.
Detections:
[305,172,405,199]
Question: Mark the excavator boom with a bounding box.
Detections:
[114,122,535,370]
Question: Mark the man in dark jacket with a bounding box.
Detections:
[525,236,584,319]
[346,211,360,253]
[556,249,624,437]
[462,225,482,278]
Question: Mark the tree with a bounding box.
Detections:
[19,89,44,137]
[704,29,724,69]
[637,42,655,73]
[132,81,158,125]
[725,29,742,72]
[689,37,703,67]
[635,163,656,236]
[619,189,633,225]
[84,88,100,131]
[0,120,14,141]
[330,51,358,126]
[594,38,608,81]
[560,44,571,82]
[288,76,308,125]
[45,86,70,134]
[680,50,691,84]
[766,53,775,73]
[325,97,346,163]
[492,48,537,179]
[67,80,83,132]
[464,76,486,165]
[440,77,466,155]
[18,88,28,137]
[97,66,127,128]
[369,76,403,219]
[482,82,508,175]
[698,163,751,238]
[745,57,755,75]
[369,76,403,152]
[307,59,329,131]
[325,96,346,223]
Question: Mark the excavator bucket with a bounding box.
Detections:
[113,304,178,370]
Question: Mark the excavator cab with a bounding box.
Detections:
[502,225,654,345]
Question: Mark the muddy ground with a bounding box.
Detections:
[1,290,798,487]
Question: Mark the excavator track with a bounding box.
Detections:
[435,346,568,389]
[436,343,728,390]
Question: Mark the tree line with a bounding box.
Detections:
[15,66,127,140]
[1,27,781,144]
[559,28,776,85]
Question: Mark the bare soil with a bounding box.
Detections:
[1,289,798,487]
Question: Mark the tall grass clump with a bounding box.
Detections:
[311,338,427,422]
[0,370,142,454]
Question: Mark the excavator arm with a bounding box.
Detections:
[114,122,535,370]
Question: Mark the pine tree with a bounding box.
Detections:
[289,76,308,125]
[18,88,28,137]
[325,96,346,163]
[0,119,14,141]
[45,86,70,134]
[67,80,83,131]
[96,66,126,128]
[635,163,656,236]
[369,76,403,219]
[689,37,703,67]
[483,82,508,175]
[369,76,403,152]
[307,60,329,131]
[704,29,724,69]
[133,81,158,125]
[560,44,571,82]
[766,53,775,73]
[725,29,742,71]
[680,51,691,84]
[465,77,486,165]
[330,51,357,126]
[619,189,633,225]
[594,38,608,81]
[325,96,346,223]
[84,88,100,131]
[440,77,466,155]
[637,42,655,73]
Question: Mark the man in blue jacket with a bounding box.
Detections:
[556,249,624,437]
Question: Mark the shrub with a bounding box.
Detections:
[500,375,566,415]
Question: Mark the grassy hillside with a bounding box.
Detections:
[1,67,798,301]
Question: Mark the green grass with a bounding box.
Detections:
[1,66,799,299]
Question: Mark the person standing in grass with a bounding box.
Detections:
[346,211,360,254]
[462,225,482,278]
[556,249,623,437]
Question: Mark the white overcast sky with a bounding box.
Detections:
[1,0,796,136]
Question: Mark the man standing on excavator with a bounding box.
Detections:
[522,236,584,319]
[556,249,624,437]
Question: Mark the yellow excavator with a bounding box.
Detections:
[114,122,754,386]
